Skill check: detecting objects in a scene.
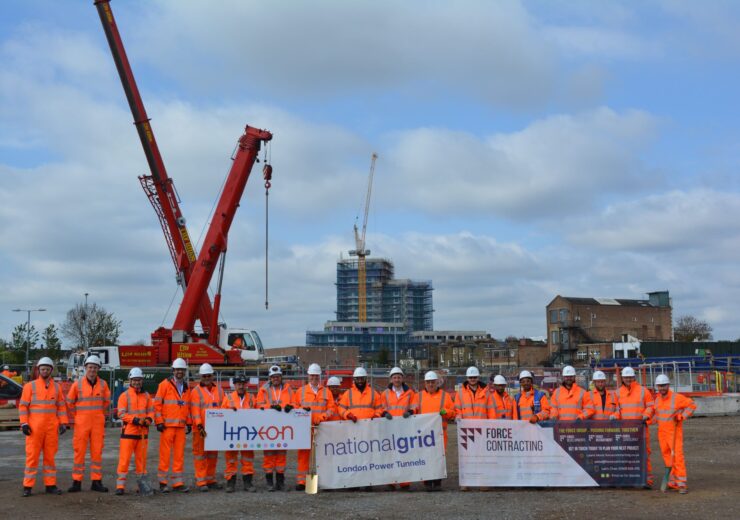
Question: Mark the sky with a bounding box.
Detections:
[1,0,740,351]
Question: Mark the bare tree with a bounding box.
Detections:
[674,315,713,342]
[61,302,122,349]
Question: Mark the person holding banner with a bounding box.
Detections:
[549,366,593,422]
[324,377,344,421]
[382,367,417,491]
[154,357,191,493]
[255,365,294,491]
[413,371,454,491]
[589,371,620,420]
[292,363,335,491]
[618,366,655,487]
[654,374,696,494]
[513,370,550,423]
[221,374,256,493]
[487,375,515,419]
[455,366,488,491]
[338,367,384,422]
[189,363,225,492]
[115,367,154,496]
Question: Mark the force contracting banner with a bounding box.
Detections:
[204,409,311,451]
[458,419,645,487]
[315,414,446,489]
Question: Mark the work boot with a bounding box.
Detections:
[198,485,209,492]
[115,488,124,496]
[275,472,286,491]
[679,489,688,495]
[68,480,82,493]
[423,481,433,492]
[45,485,62,495]
[432,479,442,492]
[159,483,170,494]
[172,485,190,493]
[226,477,236,493]
[91,480,109,493]
[22,487,32,497]
[243,474,256,492]
[266,473,275,492]
[295,483,305,491]
[207,481,223,490]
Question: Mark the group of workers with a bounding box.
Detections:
[18,356,696,497]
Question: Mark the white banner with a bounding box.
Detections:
[315,414,446,489]
[458,419,598,487]
[204,409,311,451]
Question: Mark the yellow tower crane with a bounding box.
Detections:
[350,152,378,322]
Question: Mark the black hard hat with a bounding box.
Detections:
[233,374,248,384]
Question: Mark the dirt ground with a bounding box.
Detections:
[1,415,738,520]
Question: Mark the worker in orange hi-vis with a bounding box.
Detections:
[292,363,335,491]
[19,357,68,497]
[512,370,550,423]
[487,375,515,420]
[255,365,294,491]
[412,370,455,492]
[323,376,344,421]
[2,364,18,378]
[115,367,154,496]
[221,374,256,493]
[66,355,111,493]
[654,374,696,494]
[455,366,488,420]
[190,363,225,492]
[381,366,416,491]
[154,357,192,493]
[549,366,593,422]
[589,371,620,421]
[618,366,656,487]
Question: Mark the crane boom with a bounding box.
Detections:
[94,0,215,333]
[350,153,378,322]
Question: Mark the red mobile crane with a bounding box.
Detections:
[78,0,272,370]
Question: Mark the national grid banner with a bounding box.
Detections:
[458,419,646,487]
[315,414,446,489]
[204,409,312,451]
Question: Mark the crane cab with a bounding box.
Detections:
[220,327,265,362]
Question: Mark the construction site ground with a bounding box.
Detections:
[1,415,738,520]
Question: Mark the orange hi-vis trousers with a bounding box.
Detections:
[225,450,255,479]
[24,421,60,488]
[659,426,687,490]
[192,430,218,487]
[158,427,186,488]
[655,390,695,490]
[72,415,105,481]
[117,436,148,490]
[263,451,287,474]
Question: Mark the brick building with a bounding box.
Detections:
[547,290,672,364]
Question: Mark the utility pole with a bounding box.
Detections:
[84,293,89,351]
[12,308,46,378]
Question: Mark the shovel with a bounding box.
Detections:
[660,419,679,492]
[305,426,318,494]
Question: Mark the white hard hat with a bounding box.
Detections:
[518,370,533,380]
[389,367,404,377]
[268,365,282,376]
[562,365,576,377]
[493,375,507,385]
[466,366,480,377]
[424,371,439,381]
[592,371,606,381]
[3,365,9,370]
[327,376,342,387]
[36,357,54,368]
[307,363,322,375]
[84,355,102,367]
[199,363,214,376]
[621,366,636,378]
[128,367,144,379]
[353,367,367,378]
[172,358,188,369]
[655,374,670,386]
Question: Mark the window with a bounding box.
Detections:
[576,351,587,360]
[549,310,558,323]
[559,309,569,322]
[551,330,559,344]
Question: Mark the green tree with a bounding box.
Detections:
[41,324,63,360]
[674,315,713,342]
[12,322,39,351]
[61,302,122,349]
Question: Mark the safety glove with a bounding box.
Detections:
[198,425,207,438]
[303,407,312,412]
[185,424,192,435]
[58,424,67,435]
[132,417,141,426]
[271,404,282,412]
[402,410,413,418]
[284,404,294,413]
[21,424,32,436]
[383,412,393,420]
[347,413,358,423]
[156,423,165,433]
[439,409,447,416]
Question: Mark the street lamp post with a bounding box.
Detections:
[12,308,46,378]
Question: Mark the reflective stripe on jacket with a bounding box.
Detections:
[19,377,68,425]
[292,384,334,423]
[190,384,225,427]
[338,385,383,420]
[514,389,549,421]
[487,390,515,419]
[617,383,654,420]
[255,383,293,409]
[154,377,190,428]
[382,384,416,417]
[455,382,488,419]
[654,390,696,431]
[66,377,110,422]
[589,389,620,420]
[550,385,593,421]
[118,386,154,437]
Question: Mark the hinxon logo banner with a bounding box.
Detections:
[204,408,311,451]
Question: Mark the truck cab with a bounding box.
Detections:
[221,327,265,362]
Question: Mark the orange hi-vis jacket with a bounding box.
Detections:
[292,384,335,424]
[19,377,68,427]
[66,376,111,424]
[154,377,191,428]
[118,386,154,438]
[487,390,515,419]
[618,382,654,421]
[589,389,620,420]
[455,382,488,419]
[324,390,345,421]
[655,389,696,490]
[381,384,416,417]
[549,384,593,421]
[338,385,383,420]
[255,383,294,409]
[513,389,550,421]
[190,383,225,428]
[413,388,456,447]
[655,390,696,429]
[222,390,253,410]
